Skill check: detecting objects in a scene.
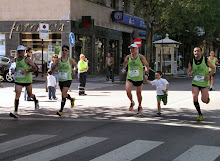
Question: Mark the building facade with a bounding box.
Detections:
[0,0,147,75]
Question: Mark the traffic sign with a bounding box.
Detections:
[69,33,75,47]
[133,38,142,48]
[39,23,49,39]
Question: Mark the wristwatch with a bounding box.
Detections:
[145,72,149,76]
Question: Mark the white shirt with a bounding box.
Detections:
[150,78,169,95]
[47,75,56,87]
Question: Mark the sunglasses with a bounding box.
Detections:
[62,49,68,51]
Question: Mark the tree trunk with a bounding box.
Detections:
[146,27,152,63]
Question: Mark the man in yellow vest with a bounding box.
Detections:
[208,51,219,91]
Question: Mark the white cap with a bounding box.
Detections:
[129,44,138,48]
[17,45,25,51]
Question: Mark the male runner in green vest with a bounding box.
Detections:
[122,44,149,114]
[188,47,215,121]
[208,51,219,91]
[10,45,39,118]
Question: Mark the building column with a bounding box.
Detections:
[5,33,21,57]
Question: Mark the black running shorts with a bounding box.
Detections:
[127,79,143,87]
[59,80,72,90]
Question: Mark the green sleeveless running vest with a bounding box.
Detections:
[15,57,32,83]
[78,60,87,73]
[127,54,143,81]
[208,56,216,71]
[192,57,209,87]
[58,58,72,82]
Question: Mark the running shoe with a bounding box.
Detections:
[156,112,161,117]
[129,101,135,111]
[9,111,18,118]
[35,100,39,110]
[71,97,75,108]
[53,97,58,100]
[197,115,203,121]
[56,111,62,117]
[137,106,143,114]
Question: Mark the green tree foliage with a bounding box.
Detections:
[132,0,220,61]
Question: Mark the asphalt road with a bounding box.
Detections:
[0,74,220,161]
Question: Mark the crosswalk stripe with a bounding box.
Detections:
[90,140,164,161]
[0,134,6,136]
[174,145,220,161]
[15,136,107,161]
[0,134,55,153]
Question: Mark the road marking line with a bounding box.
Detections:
[0,134,6,137]
[90,140,163,161]
[174,145,220,161]
[15,136,107,161]
[0,134,55,153]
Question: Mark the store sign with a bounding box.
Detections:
[39,23,49,39]
[112,11,147,29]
[9,21,65,39]
[79,16,93,30]
[111,11,123,21]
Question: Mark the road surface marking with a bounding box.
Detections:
[90,140,163,161]
[174,145,220,161]
[0,134,6,136]
[0,134,55,153]
[15,136,107,161]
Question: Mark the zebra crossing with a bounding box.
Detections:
[0,133,220,161]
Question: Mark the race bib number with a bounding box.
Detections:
[59,72,67,79]
[130,69,139,77]
[194,75,205,82]
[16,70,25,78]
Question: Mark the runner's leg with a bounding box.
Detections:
[126,80,133,102]
[201,87,209,103]
[15,84,22,111]
[26,84,39,110]
[192,86,203,119]
[136,85,143,106]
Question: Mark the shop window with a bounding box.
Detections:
[22,33,61,71]
[74,34,92,66]
[0,34,5,56]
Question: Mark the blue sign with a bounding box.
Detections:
[112,11,147,29]
[69,33,75,47]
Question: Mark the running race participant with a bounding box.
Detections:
[122,44,149,114]
[188,47,215,121]
[52,45,77,117]
[10,45,39,118]
[208,51,219,91]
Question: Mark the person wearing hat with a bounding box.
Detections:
[121,44,149,114]
[10,45,39,118]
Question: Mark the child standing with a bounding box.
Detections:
[146,71,169,116]
[47,70,57,100]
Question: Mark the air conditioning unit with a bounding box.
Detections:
[10,50,17,58]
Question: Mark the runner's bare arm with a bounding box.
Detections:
[122,55,129,74]
[188,62,192,77]
[70,58,77,69]
[216,58,219,65]
[140,55,149,74]
[51,58,60,72]
[25,57,37,73]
